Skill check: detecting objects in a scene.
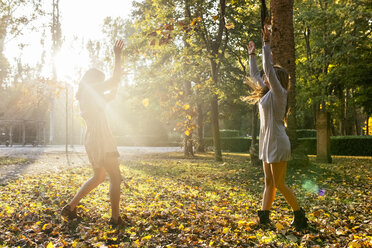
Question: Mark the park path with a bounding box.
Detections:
[0,145,181,185]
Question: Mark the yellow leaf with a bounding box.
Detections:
[225,23,235,29]
[209,241,214,246]
[197,84,202,89]
[42,223,52,230]
[142,98,149,107]
[142,235,151,240]
[212,15,218,22]
[275,223,284,231]
[223,227,229,234]
[182,104,190,110]
[46,242,53,248]
[348,241,361,248]
[184,130,190,136]
[72,240,78,247]
[178,224,184,230]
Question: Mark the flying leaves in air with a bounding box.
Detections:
[142,98,149,107]
[225,23,235,29]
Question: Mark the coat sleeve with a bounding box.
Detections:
[262,43,286,96]
[249,55,266,88]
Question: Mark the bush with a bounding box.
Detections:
[298,136,372,156]
[220,129,240,137]
[115,135,179,147]
[296,129,316,138]
[204,135,372,156]
[204,137,251,152]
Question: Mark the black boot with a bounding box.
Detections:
[291,208,308,230]
[258,210,271,225]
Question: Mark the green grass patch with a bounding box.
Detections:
[0,156,29,166]
[0,153,371,247]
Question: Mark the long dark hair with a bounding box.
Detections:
[76,68,105,100]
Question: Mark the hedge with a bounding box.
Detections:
[203,137,251,152]
[220,129,240,137]
[204,136,372,156]
[296,129,316,138]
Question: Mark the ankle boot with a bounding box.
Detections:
[291,208,308,230]
[257,210,271,225]
[61,205,78,220]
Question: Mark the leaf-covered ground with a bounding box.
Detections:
[0,153,371,247]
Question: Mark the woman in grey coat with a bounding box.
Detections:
[247,25,308,230]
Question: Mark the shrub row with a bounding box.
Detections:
[299,136,372,156]
[204,136,372,156]
[296,129,316,138]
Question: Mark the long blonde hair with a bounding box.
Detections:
[243,65,290,124]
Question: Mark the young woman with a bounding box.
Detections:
[247,26,308,230]
[61,40,125,226]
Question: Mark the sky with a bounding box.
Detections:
[4,0,133,82]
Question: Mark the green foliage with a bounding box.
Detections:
[0,154,371,247]
[0,157,28,166]
[220,129,240,137]
[204,137,251,152]
[294,0,372,131]
[204,135,372,156]
[299,136,372,156]
[296,129,316,138]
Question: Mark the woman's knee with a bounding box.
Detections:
[92,168,106,184]
[274,181,287,191]
[264,176,274,188]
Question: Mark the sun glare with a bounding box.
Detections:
[54,48,90,85]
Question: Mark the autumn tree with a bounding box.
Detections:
[0,0,43,85]
[294,0,372,135]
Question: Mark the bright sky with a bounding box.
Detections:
[4,0,133,82]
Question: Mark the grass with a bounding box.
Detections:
[0,156,29,166]
[0,152,371,247]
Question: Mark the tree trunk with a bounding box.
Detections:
[210,60,222,161]
[183,80,194,157]
[270,0,308,165]
[196,101,205,152]
[183,0,194,157]
[250,104,260,166]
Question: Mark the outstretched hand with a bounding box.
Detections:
[261,25,271,42]
[114,40,124,56]
[248,41,255,55]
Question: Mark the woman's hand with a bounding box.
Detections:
[248,41,255,55]
[262,25,271,43]
[114,40,124,57]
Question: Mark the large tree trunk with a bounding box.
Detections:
[270,0,308,165]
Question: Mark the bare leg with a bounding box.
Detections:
[104,157,122,220]
[271,161,300,211]
[262,162,277,210]
[68,167,106,210]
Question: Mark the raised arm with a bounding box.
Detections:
[248,41,265,88]
[261,26,285,95]
[93,40,124,94]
